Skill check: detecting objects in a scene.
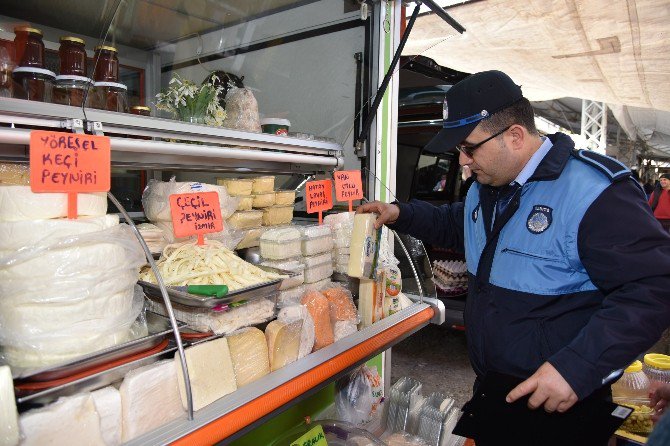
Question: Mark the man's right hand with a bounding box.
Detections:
[651,383,670,422]
[356,201,400,229]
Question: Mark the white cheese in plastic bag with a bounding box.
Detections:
[91,386,122,446]
[0,365,18,446]
[142,179,237,222]
[277,304,315,359]
[265,320,302,371]
[0,185,106,222]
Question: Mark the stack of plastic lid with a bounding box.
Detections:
[383,376,422,434]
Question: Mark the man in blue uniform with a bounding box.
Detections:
[358,70,670,442]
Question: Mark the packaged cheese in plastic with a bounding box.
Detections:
[252,192,276,208]
[227,210,263,229]
[277,303,316,359]
[262,205,294,226]
[218,178,253,196]
[236,195,254,211]
[227,327,271,387]
[0,162,29,185]
[275,189,296,206]
[358,277,384,329]
[301,291,334,351]
[325,211,355,248]
[90,386,122,446]
[323,286,359,323]
[265,320,302,371]
[260,258,305,289]
[348,213,382,278]
[300,224,334,256]
[152,220,244,251]
[278,285,306,306]
[260,226,301,260]
[142,178,238,222]
[235,226,268,249]
[222,87,262,132]
[0,185,106,221]
[252,176,275,193]
[304,262,334,284]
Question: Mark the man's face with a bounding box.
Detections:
[458,125,515,187]
[661,177,670,189]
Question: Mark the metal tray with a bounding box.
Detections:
[15,342,177,408]
[138,266,295,309]
[11,312,183,382]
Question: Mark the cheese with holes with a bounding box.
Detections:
[19,394,106,446]
[227,328,270,387]
[301,291,334,351]
[265,320,302,371]
[277,304,315,359]
[174,338,237,411]
[120,360,184,442]
[0,186,106,221]
[91,386,122,446]
[0,365,18,446]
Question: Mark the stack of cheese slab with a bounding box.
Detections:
[0,163,146,368]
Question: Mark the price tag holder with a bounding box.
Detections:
[305,180,333,225]
[290,425,328,446]
[29,130,111,219]
[169,191,223,245]
[333,170,363,212]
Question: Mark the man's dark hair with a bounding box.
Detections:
[478,98,539,136]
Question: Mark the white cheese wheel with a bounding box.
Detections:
[265,320,302,371]
[91,386,122,446]
[19,394,106,446]
[0,365,19,446]
[0,185,106,222]
[120,360,185,442]
[277,304,315,359]
[226,327,270,387]
[143,180,236,221]
[174,337,237,411]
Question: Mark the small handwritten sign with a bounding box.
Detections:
[334,170,363,211]
[290,425,328,446]
[305,180,333,224]
[30,130,111,219]
[169,192,223,245]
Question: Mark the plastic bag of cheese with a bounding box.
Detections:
[335,365,375,426]
[0,185,107,221]
[153,220,244,251]
[265,319,302,371]
[301,291,334,351]
[277,303,315,359]
[141,178,238,222]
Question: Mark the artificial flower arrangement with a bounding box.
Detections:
[155,74,226,126]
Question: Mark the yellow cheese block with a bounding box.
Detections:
[347,213,379,278]
[227,327,270,387]
[265,320,302,371]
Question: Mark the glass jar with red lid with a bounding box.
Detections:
[13,26,45,68]
[93,45,119,83]
[59,36,87,77]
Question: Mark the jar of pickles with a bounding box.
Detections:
[643,353,670,393]
[93,45,119,83]
[14,27,44,68]
[53,75,92,107]
[611,360,650,400]
[130,105,151,116]
[59,36,87,77]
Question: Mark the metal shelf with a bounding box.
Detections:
[124,302,436,446]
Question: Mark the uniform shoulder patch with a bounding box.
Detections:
[572,149,630,182]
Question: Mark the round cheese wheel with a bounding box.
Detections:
[0,185,107,221]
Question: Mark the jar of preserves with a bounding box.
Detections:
[643,353,670,393]
[13,26,44,68]
[93,45,118,83]
[0,47,14,98]
[12,67,55,102]
[59,36,87,77]
[130,105,151,116]
[611,360,650,400]
[87,81,128,113]
[52,75,92,107]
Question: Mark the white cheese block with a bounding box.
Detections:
[0,365,19,446]
[277,305,315,359]
[348,213,379,278]
[358,279,377,328]
[120,360,184,442]
[334,320,358,341]
[91,386,122,446]
[19,394,106,446]
[226,328,270,387]
[0,215,119,251]
[174,338,237,411]
[265,320,302,371]
[0,186,106,222]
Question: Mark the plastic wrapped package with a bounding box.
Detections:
[252,192,276,208]
[301,291,334,351]
[153,220,244,251]
[136,222,168,254]
[348,213,381,278]
[277,285,306,306]
[336,366,375,426]
[334,321,358,341]
[325,211,355,248]
[19,394,107,446]
[274,189,296,206]
[277,303,315,359]
[120,360,185,442]
[227,327,271,387]
[322,287,359,323]
[304,262,334,284]
[0,162,29,185]
[260,258,305,289]
[146,296,276,335]
[0,185,106,221]
[227,210,263,230]
[174,338,237,411]
[302,252,333,268]
[260,226,302,259]
[90,386,122,446]
[222,87,262,132]
[262,205,294,226]
[218,178,253,196]
[333,255,350,274]
[382,432,430,446]
[236,195,254,211]
[236,226,268,249]
[265,319,303,371]
[0,365,19,446]
[300,225,334,256]
[141,178,237,222]
[252,176,275,193]
[303,278,333,292]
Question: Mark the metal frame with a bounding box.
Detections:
[581,99,608,154]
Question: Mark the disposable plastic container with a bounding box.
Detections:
[611,360,650,399]
[262,205,294,226]
[643,353,670,392]
[274,190,296,206]
[614,397,655,435]
[252,192,276,208]
[302,252,333,268]
[300,225,333,256]
[12,67,54,102]
[219,178,253,196]
[260,227,302,260]
[52,75,92,107]
[236,195,253,211]
[277,285,305,306]
[260,258,305,289]
[252,176,275,193]
[261,118,290,136]
[304,262,334,284]
[227,210,263,229]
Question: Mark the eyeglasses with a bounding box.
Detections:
[456,125,512,158]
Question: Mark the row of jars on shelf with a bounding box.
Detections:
[2,26,149,115]
[612,353,670,399]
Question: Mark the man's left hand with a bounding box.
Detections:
[505,362,578,413]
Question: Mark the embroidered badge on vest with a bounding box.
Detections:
[472,203,480,222]
[527,205,552,234]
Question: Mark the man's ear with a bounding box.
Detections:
[508,124,525,151]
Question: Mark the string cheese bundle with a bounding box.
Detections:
[301,291,334,351]
[227,327,271,387]
[348,213,381,278]
[139,240,282,289]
